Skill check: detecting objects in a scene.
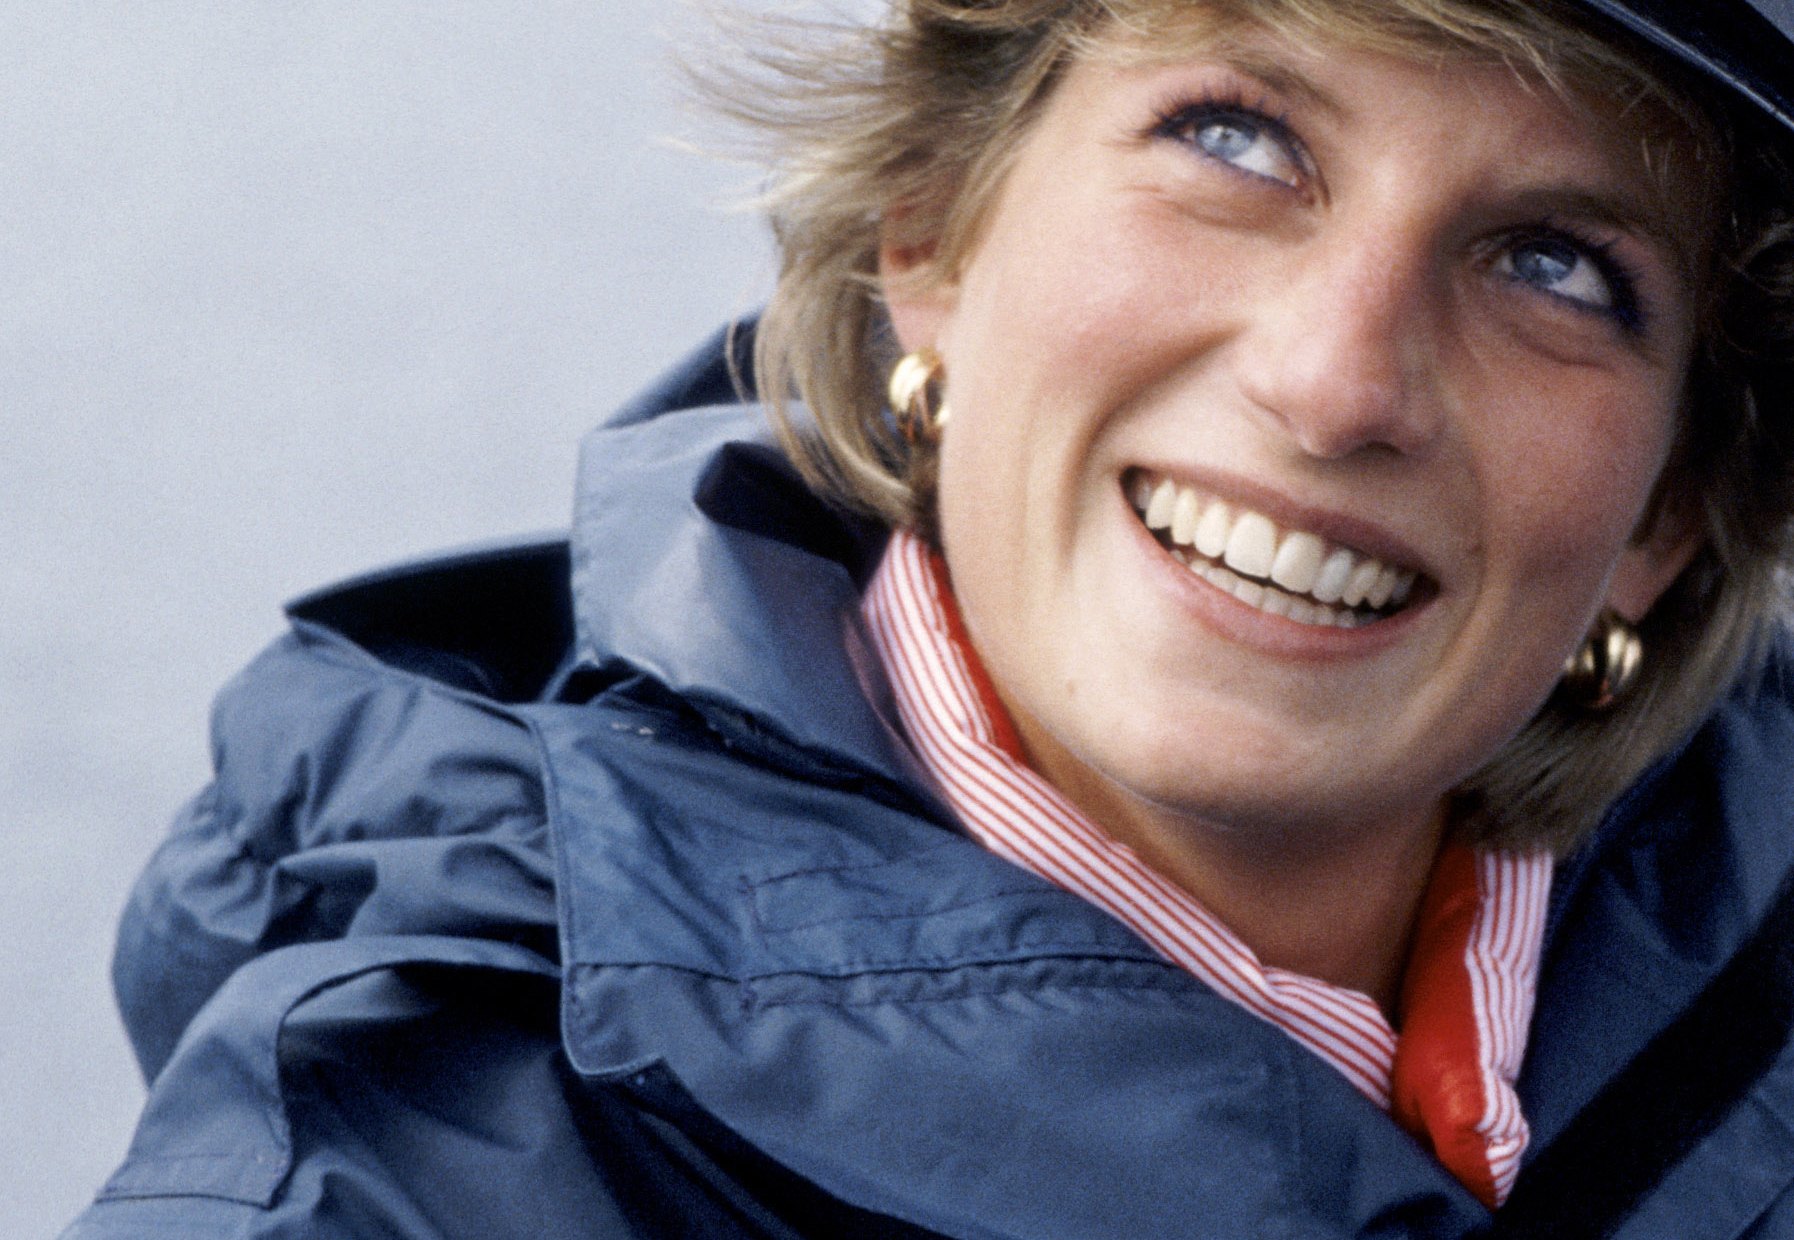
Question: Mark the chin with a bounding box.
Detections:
[1075,707,1459,849]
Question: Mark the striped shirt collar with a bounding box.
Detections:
[862,528,1552,1208]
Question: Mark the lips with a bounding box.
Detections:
[1128,472,1430,629]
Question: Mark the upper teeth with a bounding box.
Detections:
[1133,475,1418,618]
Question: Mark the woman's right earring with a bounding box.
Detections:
[1560,610,1644,711]
[889,348,950,444]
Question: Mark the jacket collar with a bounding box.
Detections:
[1520,649,1794,1152]
[568,400,932,801]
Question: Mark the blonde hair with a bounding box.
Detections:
[702,0,1794,852]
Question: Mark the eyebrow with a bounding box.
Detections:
[1498,183,1696,283]
[1220,51,1346,120]
[1121,34,1346,118]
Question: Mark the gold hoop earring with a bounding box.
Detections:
[889,348,950,444]
[1560,610,1643,711]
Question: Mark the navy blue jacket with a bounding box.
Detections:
[65,331,1794,1238]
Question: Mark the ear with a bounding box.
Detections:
[1602,507,1704,623]
[879,221,959,356]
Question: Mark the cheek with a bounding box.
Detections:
[935,230,1230,572]
[943,190,1228,403]
[1473,378,1681,576]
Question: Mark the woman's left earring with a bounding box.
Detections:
[1560,610,1644,711]
[889,348,950,444]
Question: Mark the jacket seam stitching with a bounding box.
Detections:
[748,883,1094,934]
[741,972,1211,1011]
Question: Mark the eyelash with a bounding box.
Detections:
[1503,223,1648,335]
[1146,91,1650,334]
[1146,88,1306,186]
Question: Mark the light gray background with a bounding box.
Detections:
[1,3,797,1231]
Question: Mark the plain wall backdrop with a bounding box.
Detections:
[0,2,808,1230]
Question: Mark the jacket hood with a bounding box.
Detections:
[567,324,926,801]
[1578,0,1794,135]
[568,406,914,789]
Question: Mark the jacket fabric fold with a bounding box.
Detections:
[65,328,1794,1238]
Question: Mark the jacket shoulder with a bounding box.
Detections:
[286,534,575,702]
[113,542,570,1083]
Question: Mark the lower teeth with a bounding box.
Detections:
[1170,542,1369,628]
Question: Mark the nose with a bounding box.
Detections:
[1232,223,1443,460]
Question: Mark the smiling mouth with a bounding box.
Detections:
[1127,471,1432,629]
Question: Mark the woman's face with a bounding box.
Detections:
[883,29,1703,855]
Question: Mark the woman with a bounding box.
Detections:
[64,1,1794,1236]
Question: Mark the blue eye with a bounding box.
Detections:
[1496,231,1645,331]
[1156,102,1304,187]
[1502,238,1613,309]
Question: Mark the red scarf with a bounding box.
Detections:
[862,529,1551,1208]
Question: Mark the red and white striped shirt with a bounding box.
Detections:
[862,528,1552,1207]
